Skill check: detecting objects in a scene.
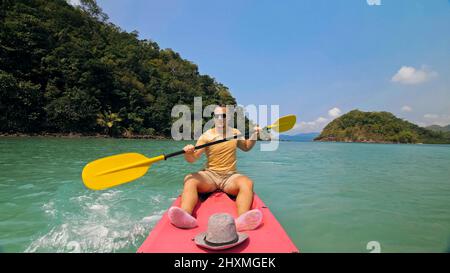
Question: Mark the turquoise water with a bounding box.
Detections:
[1,137,449,253]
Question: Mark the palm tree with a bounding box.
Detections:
[96,111,122,137]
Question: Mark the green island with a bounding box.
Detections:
[314,110,450,144]
[0,0,237,138]
[426,124,450,133]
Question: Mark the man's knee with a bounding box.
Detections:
[237,177,254,192]
[184,173,215,192]
[184,174,199,188]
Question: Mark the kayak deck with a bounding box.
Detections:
[137,191,299,253]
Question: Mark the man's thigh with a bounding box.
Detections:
[184,172,218,193]
[222,174,253,196]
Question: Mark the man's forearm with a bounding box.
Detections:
[246,139,256,150]
[244,132,258,151]
[184,153,197,163]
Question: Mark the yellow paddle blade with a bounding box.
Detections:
[82,153,165,190]
[267,114,297,133]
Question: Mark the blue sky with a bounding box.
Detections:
[87,0,449,133]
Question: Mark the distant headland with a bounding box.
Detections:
[314,110,450,144]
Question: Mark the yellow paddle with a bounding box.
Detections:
[82,114,296,190]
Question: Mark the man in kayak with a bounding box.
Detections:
[168,105,263,231]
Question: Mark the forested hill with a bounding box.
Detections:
[314,110,450,144]
[0,0,236,137]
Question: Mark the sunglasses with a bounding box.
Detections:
[214,113,227,119]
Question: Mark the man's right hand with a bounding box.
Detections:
[183,144,195,154]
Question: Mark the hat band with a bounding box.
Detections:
[204,235,238,247]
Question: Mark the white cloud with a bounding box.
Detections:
[416,122,427,127]
[316,117,328,123]
[401,105,413,112]
[302,117,328,127]
[367,0,381,6]
[289,108,346,134]
[289,117,329,134]
[328,107,342,118]
[391,66,437,85]
[422,114,450,126]
[424,114,439,119]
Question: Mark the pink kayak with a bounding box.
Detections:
[137,191,299,253]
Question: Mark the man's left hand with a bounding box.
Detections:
[251,126,262,140]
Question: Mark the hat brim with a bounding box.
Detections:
[194,232,248,251]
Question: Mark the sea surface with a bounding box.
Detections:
[1,137,449,253]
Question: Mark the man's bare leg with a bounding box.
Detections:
[223,176,254,215]
[181,174,217,214]
[223,176,263,231]
[168,174,216,229]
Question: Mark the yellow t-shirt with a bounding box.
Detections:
[196,128,244,174]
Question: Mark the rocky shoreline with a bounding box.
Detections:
[0,132,169,140]
[314,137,392,143]
[313,137,424,144]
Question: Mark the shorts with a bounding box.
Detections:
[184,170,244,191]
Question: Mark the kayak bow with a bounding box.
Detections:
[138,192,299,253]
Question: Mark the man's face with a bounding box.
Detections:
[213,107,228,130]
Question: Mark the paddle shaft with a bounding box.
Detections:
[164,133,245,160]
[162,123,281,160]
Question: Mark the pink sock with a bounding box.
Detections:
[168,206,198,229]
[235,209,263,231]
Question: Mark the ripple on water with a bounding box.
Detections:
[42,201,56,218]
[13,191,51,199]
[18,184,35,190]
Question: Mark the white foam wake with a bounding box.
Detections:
[25,190,166,253]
